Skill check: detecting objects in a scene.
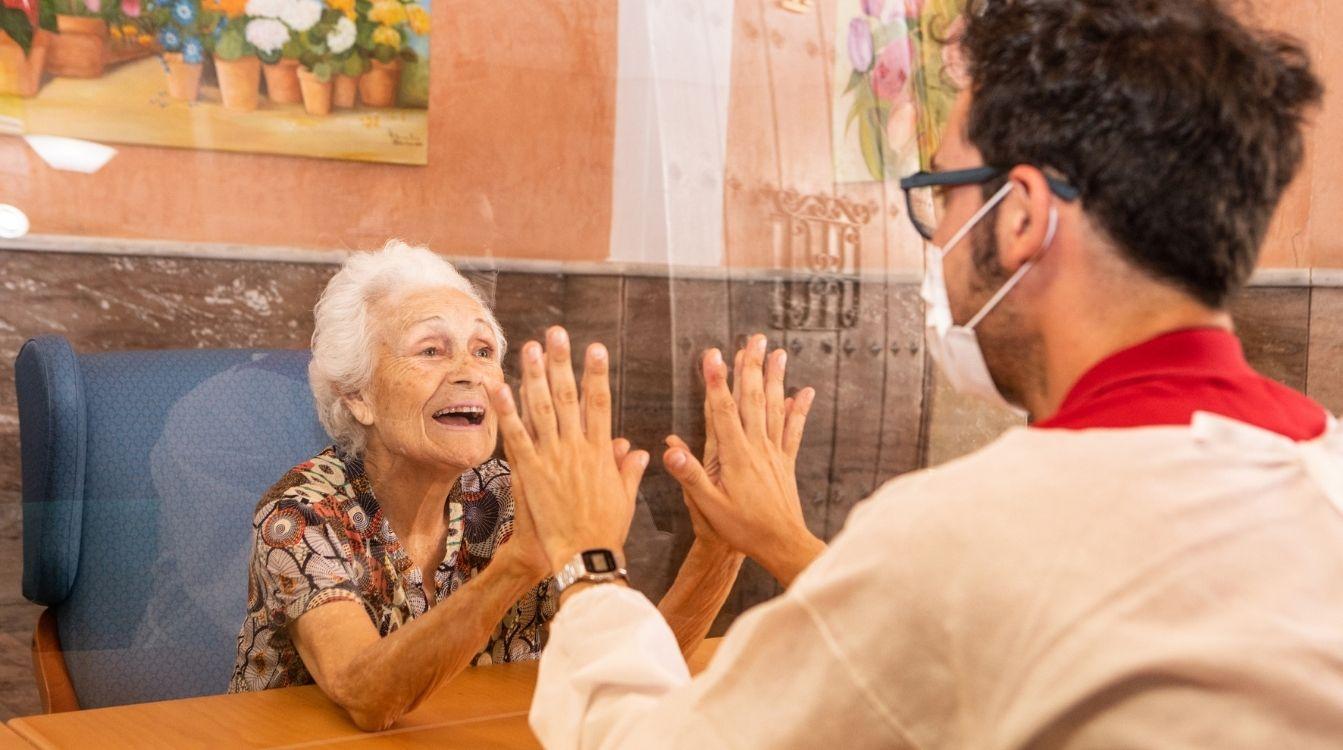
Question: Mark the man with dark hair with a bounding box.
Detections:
[492,1,1343,747]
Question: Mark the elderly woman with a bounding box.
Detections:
[228,241,744,730]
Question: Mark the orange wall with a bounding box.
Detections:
[0,1,618,262]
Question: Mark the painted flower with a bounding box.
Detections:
[871,37,910,102]
[158,27,182,51]
[203,0,245,17]
[371,24,400,49]
[280,0,321,32]
[121,22,137,35]
[182,35,203,63]
[83,0,100,12]
[327,15,355,53]
[325,0,353,18]
[138,32,153,45]
[861,0,898,22]
[847,18,872,72]
[406,4,428,35]
[110,25,123,39]
[121,0,141,17]
[368,0,406,26]
[2,0,37,27]
[244,0,281,18]
[245,16,290,54]
[171,0,196,25]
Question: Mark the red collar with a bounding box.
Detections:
[1034,328,1327,440]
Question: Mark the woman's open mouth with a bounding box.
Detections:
[432,404,486,428]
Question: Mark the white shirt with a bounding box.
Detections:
[530,414,1343,748]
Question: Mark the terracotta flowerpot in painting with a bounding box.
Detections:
[357,58,400,108]
[47,15,107,79]
[0,28,51,96]
[214,54,261,112]
[297,67,332,116]
[332,73,357,108]
[262,58,301,104]
[162,52,202,101]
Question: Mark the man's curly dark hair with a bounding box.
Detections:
[960,0,1322,307]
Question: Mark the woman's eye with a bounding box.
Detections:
[475,346,494,359]
[421,347,439,357]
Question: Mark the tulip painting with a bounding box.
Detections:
[834,0,966,182]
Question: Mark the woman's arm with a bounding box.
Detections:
[656,539,743,656]
[290,554,538,731]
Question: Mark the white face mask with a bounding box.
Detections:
[920,182,1058,418]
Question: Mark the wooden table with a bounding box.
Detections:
[0,724,34,749]
[7,638,722,749]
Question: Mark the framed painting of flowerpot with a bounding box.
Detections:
[0,0,432,164]
[831,0,966,183]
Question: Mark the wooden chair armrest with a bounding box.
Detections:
[31,607,79,713]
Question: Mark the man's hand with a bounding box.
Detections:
[663,335,825,587]
[488,326,649,574]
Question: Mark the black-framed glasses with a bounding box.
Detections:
[898,166,1080,241]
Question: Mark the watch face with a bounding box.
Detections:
[582,549,617,574]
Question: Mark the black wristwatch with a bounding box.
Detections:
[554,549,628,594]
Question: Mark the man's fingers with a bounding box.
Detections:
[782,386,815,461]
[490,383,539,466]
[581,342,613,445]
[765,348,787,447]
[613,437,631,465]
[737,334,769,442]
[544,327,583,438]
[519,341,558,447]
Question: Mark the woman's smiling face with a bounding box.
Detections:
[349,286,504,471]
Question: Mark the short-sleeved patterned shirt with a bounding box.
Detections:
[228,447,556,693]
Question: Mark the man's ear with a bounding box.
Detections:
[999,165,1055,270]
[344,392,375,427]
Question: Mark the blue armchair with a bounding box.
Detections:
[15,335,329,710]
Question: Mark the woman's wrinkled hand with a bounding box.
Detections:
[662,335,824,587]
[487,326,649,574]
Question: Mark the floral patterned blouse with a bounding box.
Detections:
[228,447,556,693]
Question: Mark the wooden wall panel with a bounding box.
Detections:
[1230,287,1312,393]
[616,276,681,600]
[492,272,565,394]
[876,286,928,479]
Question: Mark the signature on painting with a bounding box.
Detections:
[387,130,425,147]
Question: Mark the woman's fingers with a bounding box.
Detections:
[736,335,769,442]
[544,327,583,438]
[613,437,631,464]
[765,348,787,447]
[782,386,815,461]
[703,348,748,455]
[616,448,649,503]
[490,383,539,467]
[663,446,726,508]
[519,341,558,447]
[581,342,613,446]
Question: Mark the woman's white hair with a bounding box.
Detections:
[309,240,505,456]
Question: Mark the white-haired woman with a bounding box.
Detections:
[228,242,745,731]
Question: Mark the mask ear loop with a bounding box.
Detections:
[938,181,1015,259]
[965,204,1058,331]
